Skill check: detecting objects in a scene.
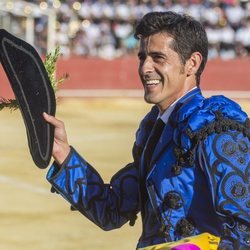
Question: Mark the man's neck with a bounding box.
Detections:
[159,86,197,124]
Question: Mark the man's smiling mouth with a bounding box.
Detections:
[145,79,161,86]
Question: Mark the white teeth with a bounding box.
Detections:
[146,79,160,85]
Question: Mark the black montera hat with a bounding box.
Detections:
[0,29,56,169]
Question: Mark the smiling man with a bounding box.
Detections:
[44,12,250,250]
[137,31,199,114]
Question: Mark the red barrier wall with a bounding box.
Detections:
[0,57,249,99]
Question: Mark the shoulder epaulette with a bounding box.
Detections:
[171,95,250,175]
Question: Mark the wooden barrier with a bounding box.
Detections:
[0,57,249,98]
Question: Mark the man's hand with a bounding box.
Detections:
[43,112,71,165]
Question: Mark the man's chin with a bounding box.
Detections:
[144,94,157,105]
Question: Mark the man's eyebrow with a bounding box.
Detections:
[137,51,167,60]
[150,51,166,57]
[137,51,164,56]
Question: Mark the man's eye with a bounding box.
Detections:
[153,55,164,61]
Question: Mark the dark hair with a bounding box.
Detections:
[134,11,208,85]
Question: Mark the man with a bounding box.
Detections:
[44,12,250,249]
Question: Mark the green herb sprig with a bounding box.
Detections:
[44,45,69,94]
[0,97,18,111]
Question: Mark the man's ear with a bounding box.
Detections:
[186,52,202,76]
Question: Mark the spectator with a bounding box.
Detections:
[219,22,236,59]
[224,0,246,30]
[7,0,250,59]
[235,16,250,57]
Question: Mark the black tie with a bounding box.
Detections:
[144,118,165,173]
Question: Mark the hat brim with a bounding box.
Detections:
[0,29,56,169]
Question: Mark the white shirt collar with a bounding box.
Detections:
[159,87,197,124]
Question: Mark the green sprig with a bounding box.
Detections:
[44,45,69,94]
[0,97,18,111]
[0,46,68,111]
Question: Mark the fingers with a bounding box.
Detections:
[43,112,69,164]
[43,112,68,138]
[43,112,63,128]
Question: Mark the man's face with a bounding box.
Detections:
[138,32,192,113]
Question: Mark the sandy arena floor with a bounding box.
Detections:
[0,97,249,250]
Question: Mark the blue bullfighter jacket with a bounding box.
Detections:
[47,88,250,249]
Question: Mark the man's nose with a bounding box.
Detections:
[140,57,154,74]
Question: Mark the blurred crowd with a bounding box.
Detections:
[31,0,250,60]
